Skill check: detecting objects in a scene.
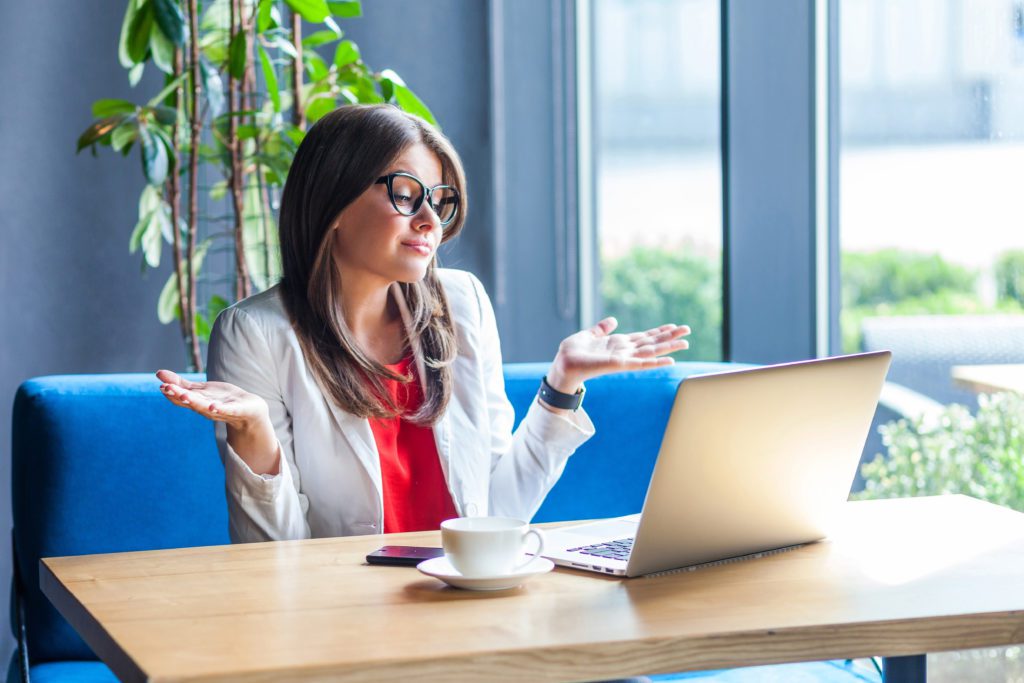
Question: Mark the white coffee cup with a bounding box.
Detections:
[440,516,545,577]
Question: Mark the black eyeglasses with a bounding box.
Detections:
[375,172,460,226]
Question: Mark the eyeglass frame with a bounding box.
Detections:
[374,172,461,226]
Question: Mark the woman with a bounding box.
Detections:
[156,104,689,543]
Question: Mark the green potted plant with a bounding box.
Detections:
[77,0,437,370]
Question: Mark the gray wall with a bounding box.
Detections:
[0,2,183,668]
[0,0,494,668]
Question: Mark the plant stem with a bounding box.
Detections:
[228,0,249,303]
[169,46,188,352]
[186,0,202,372]
[291,10,305,129]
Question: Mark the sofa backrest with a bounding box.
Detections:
[11,362,737,664]
[12,374,230,663]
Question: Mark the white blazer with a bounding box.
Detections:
[206,268,595,543]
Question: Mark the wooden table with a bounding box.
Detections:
[41,495,1024,683]
[951,363,1024,394]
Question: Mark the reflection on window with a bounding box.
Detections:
[592,0,722,361]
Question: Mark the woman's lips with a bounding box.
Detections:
[402,241,432,256]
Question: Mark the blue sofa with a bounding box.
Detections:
[9,363,880,683]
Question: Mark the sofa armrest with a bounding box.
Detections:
[878,381,943,422]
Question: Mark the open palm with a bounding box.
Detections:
[555,317,690,384]
[155,369,268,426]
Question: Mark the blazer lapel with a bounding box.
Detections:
[323,392,383,509]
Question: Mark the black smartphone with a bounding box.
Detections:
[365,545,445,567]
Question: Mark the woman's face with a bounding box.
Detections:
[330,142,444,287]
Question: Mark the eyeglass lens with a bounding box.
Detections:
[390,174,458,224]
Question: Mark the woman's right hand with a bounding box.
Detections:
[156,369,269,426]
[156,369,281,476]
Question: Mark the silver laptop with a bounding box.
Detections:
[541,351,892,578]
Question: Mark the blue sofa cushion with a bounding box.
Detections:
[6,661,118,683]
[11,375,231,664]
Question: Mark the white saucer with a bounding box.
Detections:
[416,556,554,591]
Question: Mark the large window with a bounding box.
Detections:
[840,0,1024,367]
[591,0,722,361]
[841,4,1024,676]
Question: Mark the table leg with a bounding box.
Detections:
[882,654,926,682]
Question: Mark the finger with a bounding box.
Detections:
[156,369,203,391]
[639,327,686,346]
[589,317,618,337]
[627,323,677,342]
[634,339,690,357]
[620,355,676,369]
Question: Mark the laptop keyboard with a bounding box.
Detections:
[567,537,634,562]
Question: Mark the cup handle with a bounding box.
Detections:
[514,528,545,571]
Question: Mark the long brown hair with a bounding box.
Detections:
[277,104,468,424]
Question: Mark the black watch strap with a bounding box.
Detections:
[538,375,585,411]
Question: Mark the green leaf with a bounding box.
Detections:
[199,28,229,66]
[327,1,361,18]
[146,72,188,107]
[208,295,231,323]
[393,84,438,127]
[150,105,178,126]
[149,20,176,73]
[257,44,281,113]
[143,206,166,267]
[200,59,225,117]
[76,115,127,152]
[158,238,212,324]
[200,0,231,32]
[333,39,360,68]
[381,70,438,127]
[271,35,299,60]
[119,0,143,68]
[228,30,247,80]
[305,53,329,81]
[302,30,340,49]
[194,312,212,342]
[283,124,305,146]
[284,0,330,23]
[305,90,337,122]
[243,182,280,291]
[129,185,165,267]
[140,125,169,185]
[129,62,146,87]
[112,120,139,152]
[158,270,178,323]
[209,178,229,200]
[138,181,162,217]
[92,99,137,117]
[352,74,383,103]
[323,16,342,34]
[152,0,186,46]
[237,124,260,139]
[127,0,155,65]
[257,0,274,32]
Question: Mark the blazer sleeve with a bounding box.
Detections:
[207,306,312,543]
[465,273,596,521]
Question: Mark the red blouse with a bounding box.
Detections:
[368,355,458,533]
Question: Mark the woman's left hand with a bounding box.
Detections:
[546,317,691,394]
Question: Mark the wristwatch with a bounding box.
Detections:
[538,375,585,412]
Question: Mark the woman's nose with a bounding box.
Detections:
[413,203,441,232]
